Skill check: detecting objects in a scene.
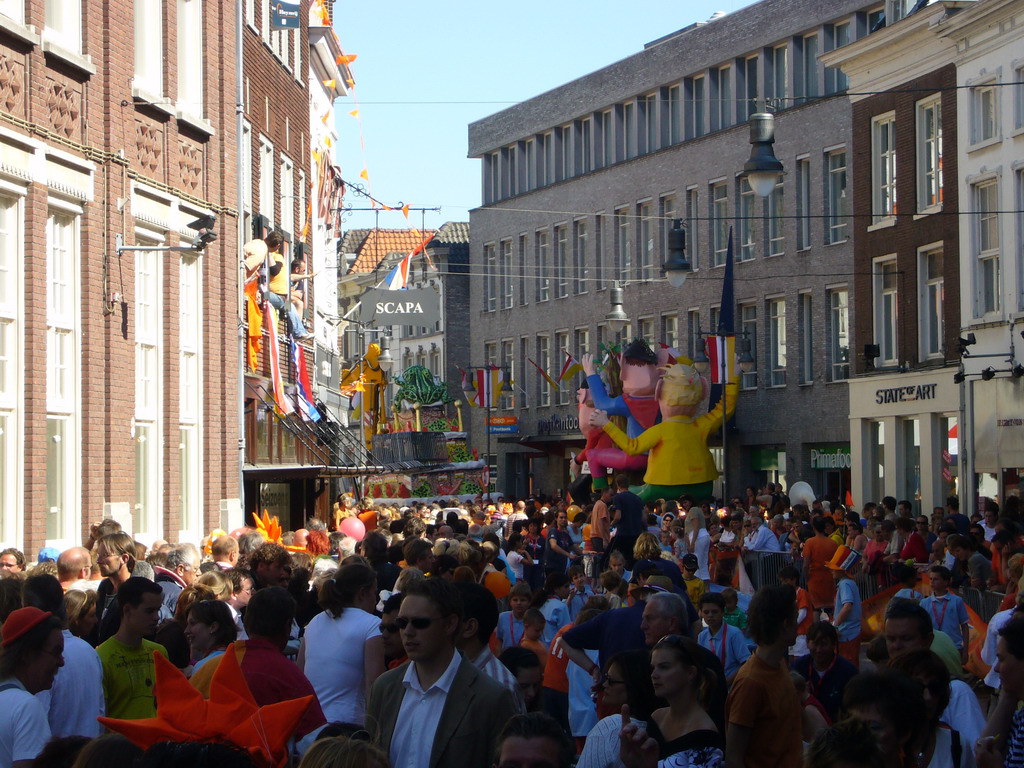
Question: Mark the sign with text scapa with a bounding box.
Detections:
[359,287,441,328]
[271,1,300,29]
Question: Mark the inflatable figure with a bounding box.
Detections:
[590,362,737,502]
[581,339,665,488]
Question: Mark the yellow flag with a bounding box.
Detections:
[349,109,360,118]
[359,169,369,181]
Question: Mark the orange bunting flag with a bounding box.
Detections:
[322,79,336,89]
[349,109,360,118]
[323,136,332,148]
[337,54,358,65]
[346,77,355,88]
[381,205,393,211]
[401,204,410,219]
[359,168,369,181]
[320,110,330,124]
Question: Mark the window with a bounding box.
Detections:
[504,146,518,198]
[768,182,784,256]
[616,208,631,282]
[872,114,897,223]
[1016,65,1024,130]
[972,83,998,144]
[687,309,701,359]
[518,235,528,305]
[739,56,758,121]
[555,331,570,404]
[686,76,706,139]
[536,231,550,302]
[0,0,24,23]
[740,303,757,389]
[917,97,942,211]
[874,258,899,364]
[179,251,202,536]
[537,335,551,407]
[599,111,614,168]
[825,149,848,243]
[919,246,944,359]
[768,298,786,386]
[825,22,850,94]
[799,293,813,384]
[258,137,274,225]
[46,0,83,53]
[666,84,682,145]
[623,102,636,160]
[593,215,603,291]
[797,34,818,104]
[578,118,592,174]
[523,139,536,191]
[483,244,496,311]
[279,155,294,235]
[560,125,573,181]
[573,220,588,294]
[715,66,732,131]
[177,0,203,117]
[637,202,654,280]
[485,153,499,203]
[797,157,811,249]
[542,132,555,185]
[500,240,513,309]
[639,94,657,154]
[711,182,728,267]
[662,314,678,351]
[737,178,755,262]
[0,196,21,546]
[974,181,999,316]
[519,337,530,409]
[767,45,787,107]
[828,288,849,381]
[554,225,568,298]
[500,340,515,409]
[659,195,676,265]
[134,0,163,97]
[686,188,699,270]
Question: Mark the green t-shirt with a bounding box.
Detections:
[724,607,748,632]
[930,630,963,677]
[97,636,168,720]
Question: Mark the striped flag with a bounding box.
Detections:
[383,232,434,290]
[659,342,682,365]
[706,335,737,384]
[290,340,321,422]
[473,366,505,408]
[557,352,584,383]
[263,303,294,416]
[528,357,560,391]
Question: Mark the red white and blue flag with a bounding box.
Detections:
[383,233,434,290]
[290,339,321,422]
[264,302,294,416]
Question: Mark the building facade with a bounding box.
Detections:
[825,1,964,516]
[467,0,886,502]
[0,0,238,551]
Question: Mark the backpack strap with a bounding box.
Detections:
[950,728,962,768]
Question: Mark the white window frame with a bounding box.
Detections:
[483,243,496,311]
[872,112,897,224]
[973,179,1000,317]
[768,181,784,256]
[796,156,811,249]
[971,81,999,146]
[873,256,899,365]
[536,230,550,302]
[711,181,728,267]
[499,239,513,309]
[555,330,571,405]
[176,0,203,118]
[537,335,551,407]
[554,224,569,299]
[916,95,942,213]
[799,292,813,385]
[769,44,788,105]
[0,0,24,23]
[637,201,654,280]
[178,249,202,540]
[134,230,164,541]
[767,297,786,387]
[45,0,82,53]
[573,218,588,295]
[241,121,253,236]
[825,149,848,243]
[258,136,274,226]
[917,244,944,360]
[500,340,515,409]
[686,187,699,270]
[828,287,850,382]
[737,178,755,262]
[615,208,631,282]
[739,303,757,390]
[279,154,294,235]
[134,0,164,99]
[0,194,23,548]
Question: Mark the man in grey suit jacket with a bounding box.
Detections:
[366,578,519,768]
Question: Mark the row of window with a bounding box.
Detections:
[481,149,848,311]
[240,122,306,242]
[480,12,868,203]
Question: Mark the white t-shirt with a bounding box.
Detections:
[940,680,985,759]
[926,726,974,768]
[506,550,525,580]
[0,677,51,765]
[982,608,1013,689]
[302,607,382,725]
[577,713,641,768]
[35,630,105,738]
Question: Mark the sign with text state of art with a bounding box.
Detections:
[271,1,300,29]
[359,287,441,327]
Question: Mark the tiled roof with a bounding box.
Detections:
[430,221,469,245]
[338,228,372,255]
[347,228,436,274]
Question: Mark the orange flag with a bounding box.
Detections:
[401,204,410,219]
[349,109,360,118]
[322,79,336,89]
[337,54,358,65]
[320,110,330,124]
[359,168,369,181]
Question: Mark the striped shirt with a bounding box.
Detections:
[471,648,525,714]
[1008,706,1024,768]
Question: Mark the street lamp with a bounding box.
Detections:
[692,341,710,375]
[737,337,755,373]
[605,284,630,334]
[742,112,785,198]
[662,219,691,288]
[377,336,394,373]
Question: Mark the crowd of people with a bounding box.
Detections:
[1,479,1023,768]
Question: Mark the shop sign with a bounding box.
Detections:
[538,414,580,435]
[488,416,518,434]
[875,383,937,404]
[270,1,300,29]
[358,287,440,327]
[810,445,852,470]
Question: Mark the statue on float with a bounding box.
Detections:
[590,361,738,502]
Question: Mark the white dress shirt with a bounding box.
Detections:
[389,648,462,768]
[472,648,525,713]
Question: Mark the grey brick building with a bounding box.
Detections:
[466,0,886,502]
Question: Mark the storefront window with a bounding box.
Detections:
[939,415,958,501]
[870,421,885,502]
[902,419,920,514]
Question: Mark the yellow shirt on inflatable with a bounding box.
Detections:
[600,382,737,486]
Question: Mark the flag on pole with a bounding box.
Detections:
[708,228,737,384]
[706,335,737,384]
[290,340,321,422]
[557,352,584,382]
[263,303,294,416]
[473,366,505,408]
[528,357,560,391]
[383,232,434,290]
[718,228,735,336]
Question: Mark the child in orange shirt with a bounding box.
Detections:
[520,608,548,668]
[780,565,813,657]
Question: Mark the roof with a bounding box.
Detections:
[338,228,372,255]
[430,221,469,245]
[346,228,436,274]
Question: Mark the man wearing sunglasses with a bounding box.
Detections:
[367,578,519,768]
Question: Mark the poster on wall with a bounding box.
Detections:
[259,483,290,520]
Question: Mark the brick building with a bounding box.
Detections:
[467,0,888,502]
[0,0,238,551]
[823,0,962,514]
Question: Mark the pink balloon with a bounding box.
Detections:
[339,517,366,541]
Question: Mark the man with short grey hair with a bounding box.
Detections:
[154,543,200,617]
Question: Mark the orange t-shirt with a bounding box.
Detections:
[542,626,572,694]
[520,637,547,671]
[802,536,839,609]
[796,587,813,636]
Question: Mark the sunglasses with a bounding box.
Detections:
[603,676,626,686]
[394,616,437,630]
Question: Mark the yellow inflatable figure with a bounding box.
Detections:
[590,363,738,502]
[340,342,387,451]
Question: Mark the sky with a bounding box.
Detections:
[331,0,758,234]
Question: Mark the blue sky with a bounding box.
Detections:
[332,1,757,233]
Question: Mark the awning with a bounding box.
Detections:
[243,463,386,479]
[499,434,585,453]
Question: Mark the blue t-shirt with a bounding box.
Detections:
[562,601,647,668]
[540,597,571,646]
[834,577,862,642]
[920,593,969,649]
[894,588,925,602]
[698,623,750,679]
[496,611,525,649]
[566,586,595,622]
[612,491,645,537]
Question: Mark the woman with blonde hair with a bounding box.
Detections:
[196,568,233,601]
[64,589,99,639]
[297,736,388,768]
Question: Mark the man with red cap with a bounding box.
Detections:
[0,606,65,767]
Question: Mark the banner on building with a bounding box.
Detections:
[358,287,441,327]
[271,1,300,29]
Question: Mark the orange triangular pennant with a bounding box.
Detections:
[359,168,369,181]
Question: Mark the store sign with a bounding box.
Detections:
[810,446,852,470]
[359,287,440,327]
[538,414,579,435]
[488,416,519,434]
[271,1,300,28]
[875,383,938,404]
